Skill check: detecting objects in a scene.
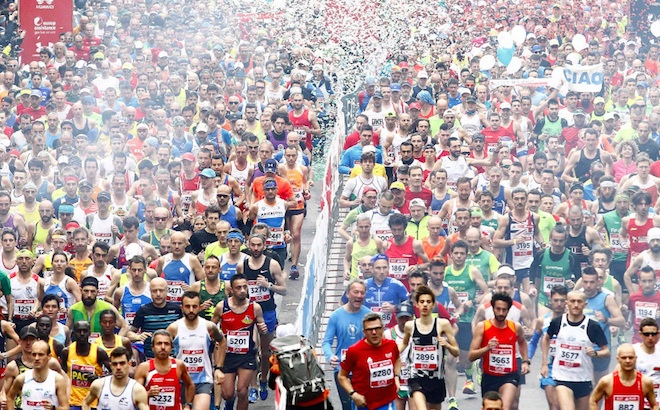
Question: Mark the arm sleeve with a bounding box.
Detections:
[546,316,561,338]
[586,319,609,348]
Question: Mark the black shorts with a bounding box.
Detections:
[481,371,520,396]
[515,268,530,284]
[610,260,628,293]
[222,352,258,374]
[456,322,473,351]
[13,318,35,334]
[286,209,305,217]
[408,378,447,404]
[554,380,592,399]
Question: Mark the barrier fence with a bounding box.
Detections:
[295,89,358,344]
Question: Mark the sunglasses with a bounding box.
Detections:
[642,332,658,337]
[364,326,383,332]
[154,217,168,221]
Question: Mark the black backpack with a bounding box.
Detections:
[270,335,326,405]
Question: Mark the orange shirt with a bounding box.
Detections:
[422,237,446,261]
[252,175,294,203]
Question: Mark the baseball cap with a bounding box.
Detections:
[199,168,216,178]
[417,70,428,79]
[573,108,586,116]
[467,96,477,103]
[312,64,323,71]
[181,153,195,162]
[23,182,37,191]
[409,102,422,110]
[16,249,34,258]
[264,178,278,189]
[226,113,242,122]
[196,123,209,133]
[136,123,149,130]
[458,88,471,95]
[97,191,111,201]
[58,156,69,165]
[81,276,99,288]
[372,91,383,99]
[604,112,617,121]
[385,112,397,118]
[500,102,512,110]
[390,181,405,191]
[144,137,159,147]
[365,76,376,86]
[409,198,426,209]
[93,52,105,60]
[637,81,649,89]
[593,97,605,105]
[390,83,401,92]
[526,33,536,40]
[122,62,134,70]
[549,39,560,47]
[472,134,485,141]
[20,327,38,340]
[79,181,93,190]
[64,175,79,183]
[531,45,543,52]
[396,302,415,318]
[264,158,278,173]
[158,51,169,58]
[30,90,42,98]
[58,204,74,214]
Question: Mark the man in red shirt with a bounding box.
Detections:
[344,114,380,150]
[22,90,47,121]
[482,111,514,155]
[406,165,433,208]
[627,266,660,343]
[338,312,401,410]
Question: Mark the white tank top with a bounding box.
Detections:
[230,161,250,191]
[10,189,24,205]
[390,133,408,163]
[443,157,471,188]
[634,343,660,397]
[1,253,17,276]
[10,273,39,320]
[461,113,483,137]
[174,317,213,384]
[21,369,59,410]
[90,214,116,245]
[367,209,395,242]
[97,376,137,410]
[84,265,113,299]
[551,315,596,382]
[111,196,130,219]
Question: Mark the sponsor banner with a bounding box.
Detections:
[20,0,73,63]
[490,78,554,89]
[558,64,604,93]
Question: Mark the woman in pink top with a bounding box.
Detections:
[613,139,638,182]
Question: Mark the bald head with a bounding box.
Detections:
[617,343,635,358]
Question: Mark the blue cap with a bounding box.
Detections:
[59,204,74,213]
[199,168,216,178]
[370,253,389,265]
[390,83,401,92]
[264,158,278,173]
[531,45,543,52]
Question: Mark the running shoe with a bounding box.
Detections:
[463,380,476,395]
[289,265,300,280]
[260,380,268,400]
[248,387,258,403]
[447,397,459,410]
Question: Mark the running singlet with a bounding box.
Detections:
[408,319,445,380]
[173,317,213,384]
[629,217,654,263]
[604,370,645,410]
[97,377,137,410]
[120,283,151,327]
[385,236,418,290]
[145,359,181,410]
[21,369,59,410]
[9,273,39,322]
[504,212,535,270]
[161,254,195,303]
[43,276,75,323]
[481,320,518,376]
[220,300,257,356]
[255,198,287,249]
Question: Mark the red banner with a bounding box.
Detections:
[19,0,73,63]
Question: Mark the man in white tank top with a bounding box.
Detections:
[80,242,121,301]
[86,191,123,246]
[633,317,660,404]
[6,340,68,410]
[82,345,150,410]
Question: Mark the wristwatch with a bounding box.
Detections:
[183,403,193,409]
[349,391,356,397]
[522,359,531,365]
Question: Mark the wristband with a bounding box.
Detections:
[349,391,356,397]
[522,360,531,365]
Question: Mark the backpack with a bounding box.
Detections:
[269,335,326,405]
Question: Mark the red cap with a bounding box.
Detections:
[64,175,79,183]
[181,153,195,162]
[65,222,80,230]
[363,187,378,195]
[9,149,19,157]
[409,102,422,110]
[399,62,409,68]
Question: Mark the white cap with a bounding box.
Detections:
[496,265,516,277]
[500,102,512,110]
[649,227,660,242]
[362,145,376,154]
[417,70,428,78]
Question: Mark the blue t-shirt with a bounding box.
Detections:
[322,305,371,372]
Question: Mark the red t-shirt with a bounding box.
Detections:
[343,130,380,150]
[482,126,513,154]
[405,187,433,208]
[341,338,400,410]
[628,291,660,343]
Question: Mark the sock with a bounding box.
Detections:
[465,363,474,381]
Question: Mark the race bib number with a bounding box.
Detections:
[94,233,112,244]
[488,346,513,374]
[413,345,438,370]
[340,349,347,362]
[13,299,34,319]
[400,367,410,386]
[557,344,582,368]
[148,386,175,408]
[57,298,66,322]
[35,245,45,256]
[613,395,640,410]
[610,233,623,253]
[370,307,392,324]
[635,302,658,322]
[181,194,192,210]
[124,312,136,327]
[267,227,284,247]
[389,258,409,280]
[369,359,394,388]
[513,234,533,257]
[247,280,271,302]
[294,189,304,205]
[182,349,204,373]
[227,331,250,354]
[71,363,95,388]
[549,339,556,358]
[88,332,100,344]
[543,277,565,294]
[456,292,469,305]
[166,281,185,302]
[375,229,393,242]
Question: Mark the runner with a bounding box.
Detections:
[541,291,609,410]
[80,242,121,300]
[189,257,226,321]
[134,330,195,410]
[344,214,385,282]
[624,227,660,294]
[107,255,152,328]
[213,274,268,410]
[82,346,150,410]
[400,285,459,410]
[247,177,289,272]
[61,320,111,410]
[235,233,286,401]
[167,291,225,410]
[5,340,68,410]
[385,213,430,290]
[589,343,657,410]
[338,312,401,410]
[155,232,204,304]
[364,254,409,328]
